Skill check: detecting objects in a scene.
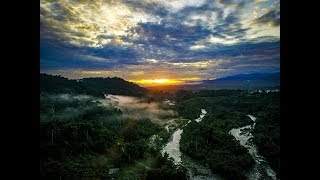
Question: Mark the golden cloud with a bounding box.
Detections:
[41,0,159,47]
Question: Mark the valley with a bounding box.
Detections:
[40,74,280,180]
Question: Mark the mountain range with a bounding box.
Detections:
[201,72,280,90]
[41,72,280,95]
[147,72,280,91]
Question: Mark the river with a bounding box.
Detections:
[229,115,278,180]
[106,95,277,179]
[161,109,207,165]
[162,111,278,180]
[161,109,221,180]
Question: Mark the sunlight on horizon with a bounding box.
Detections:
[129,77,202,86]
[129,79,183,86]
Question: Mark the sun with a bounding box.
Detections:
[129,79,181,86]
[147,79,170,84]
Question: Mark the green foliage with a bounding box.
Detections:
[40,73,101,96]
[63,155,109,178]
[121,119,161,141]
[82,77,148,97]
[40,92,122,123]
[40,118,114,179]
[252,101,280,178]
[180,116,254,180]
[117,119,162,164]
[146,153,187,180]
[176,90,280,179]
[40,81,279,180]
[40,95,171,179]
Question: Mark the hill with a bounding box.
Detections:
[146,72,280,92]
[40,73,148,97]
[201,72,280,90]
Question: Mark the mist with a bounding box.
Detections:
[104,94,178,125]
[40,93,117,122]
[40,93,177,126]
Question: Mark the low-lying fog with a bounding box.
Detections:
[104,94,177,124]
[40,93,177,126]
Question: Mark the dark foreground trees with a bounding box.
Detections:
[180,115,255,180]
[146,153,187,180]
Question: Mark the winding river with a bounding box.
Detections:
[229,115,277,180]
[106,94,278,179]
[161,128,184,165]
[162,110,278,180]
[161,109,221,180]
[161,109,208,166]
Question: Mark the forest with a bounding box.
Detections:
[40,73,148,97]
[176,90,280,179]
[40,92,187,179]
[40,75,186,179]
[40,74,279,179]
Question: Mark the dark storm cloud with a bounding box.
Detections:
[254,9,280,26]
[131,22,212,49]
[253,1,280,26]
[40,39,139,70]
[212,16,250,38]
[121,0,170,17]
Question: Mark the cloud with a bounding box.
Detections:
[40,39,139,70]
[131,21,213,50]
[40,0,160,47]
[254,9,280,26]
[254,0,268,3]
[252,1,280,26]
[40,0,280,82]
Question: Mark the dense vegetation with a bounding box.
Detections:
[40,93,118,178]
[251,93,280,178]
[40,94,185,179]
[40,74,279,179]
[175,90,280,179]
[145,153,187,180]
[180,118,254,180]
[40,89,185,179]
[40,73,148,97]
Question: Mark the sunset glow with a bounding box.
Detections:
[40,0,280,83]
[130,79,182,86]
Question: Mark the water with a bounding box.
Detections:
[162,109,221,179]
[164,99,176,106]
[195,109,207,122]
[229,115,278,180]
[161,128,183,165]
[165,125,170,133]
[162,109,207,165]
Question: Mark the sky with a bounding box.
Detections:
[40,0,280,86]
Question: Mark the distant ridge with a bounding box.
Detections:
[146,72,280,91]
[40,73,148,97]
[201,72,280,90]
